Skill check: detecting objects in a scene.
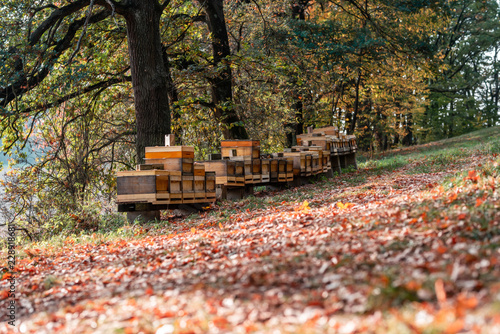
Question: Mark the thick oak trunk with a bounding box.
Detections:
[201,0,248,139]
[124,1,171,162]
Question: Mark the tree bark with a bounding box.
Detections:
[402,113,413,146]
[123,1,171,162]
[348,70,362,135]
[200,0,248,139]
[285,0,309,147]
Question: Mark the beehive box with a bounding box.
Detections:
[221,140,260,159]
[313,126,338,136]
[193,164,206,201]
[202,160,228,185]
[307,147,326,174]
[145,146,195,159]
[227,160,245,186]
[330,138,341,154]
[347,135,357,152]
[117,170,158,203]
[302,137,332,151]
[144,146,194,174]
[136,164,164,171]
[283,151,308,176]
[261,159,270,183]
[269,159,279,182]
[144,157,194,174]
[205,172,216,202]
[117,170,180,204]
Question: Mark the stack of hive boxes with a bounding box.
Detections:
[221,140,262,185]
[116,146,216,205]
[116,126,357,207]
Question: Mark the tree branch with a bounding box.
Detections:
[1,9,112,109]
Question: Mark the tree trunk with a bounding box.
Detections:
[348,70,362,135]
[123,1,171,162]
[448,101,454,137]
[402,113,413,146]
[162,47,181,142]
[285,0,309,147]
[200,0,248,139]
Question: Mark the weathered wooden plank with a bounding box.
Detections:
[145,151,194,159]
[145,146,194,159]
[313,126,338,136]
[117,175,156,195]
[203,160,228,177]
[182,175,194,194]
[193,163,205,176]
[220,140,260,147]
[206,172,216,192]
[156,172,169,192]
[117,193,156,203]
[117,170,157,177]
[169,171,182,195]
[136,164,164,171]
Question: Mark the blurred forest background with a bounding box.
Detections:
[0,0,499,239]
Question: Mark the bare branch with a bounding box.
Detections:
[68,0,96,65]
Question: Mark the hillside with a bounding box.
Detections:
[1,127,500,333]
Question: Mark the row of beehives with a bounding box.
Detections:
[116,126,357,205]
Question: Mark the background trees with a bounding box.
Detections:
[422,0,500,141]
[1,0,499,237]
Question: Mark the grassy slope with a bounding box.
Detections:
[1,127,500,333]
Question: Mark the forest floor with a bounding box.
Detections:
[2,127,500,333]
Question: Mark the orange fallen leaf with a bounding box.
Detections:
[436,244,447,254]
[475,198,483,207]
[2,272,12,280]
[448,193,458,202]
[444,318,464,334]
[456,293,478,310]
[435,278,447,306]
[337,202,354,210]
[297,200,311,213]
[465,170,479,183]
[212,316,230,329]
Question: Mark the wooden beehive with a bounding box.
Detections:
[117,170,157,203]
[347,135,357,152]
[270,159,279,182]
[313,126,338,136]
[205,172,216,202]
[252,159,261,182]
[203,160,228,185]
[144,146,194,174]
[330,138,340,154]
[261,159,270,183]
[182,175,195,200]
[194,163,206,201]
[278,158,287,182]
[145,146,194,159]
[155,171,170,200]
[136,164,164,171]
[286,157,294,181]
[221,140,260,159]
[227,160,245,186]
[282,151,306,176]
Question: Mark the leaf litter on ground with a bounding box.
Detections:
[1,127,500,333]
